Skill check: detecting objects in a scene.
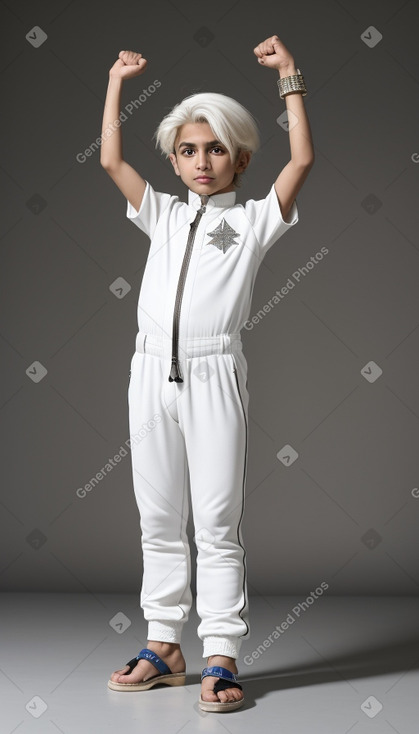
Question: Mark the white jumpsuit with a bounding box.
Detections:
[126,180,299,659]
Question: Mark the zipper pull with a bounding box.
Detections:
[169,357,183,382]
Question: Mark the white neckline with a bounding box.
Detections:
[188,188,237,211]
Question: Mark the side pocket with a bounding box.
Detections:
[230,353,242,402]
[128,353,136,390]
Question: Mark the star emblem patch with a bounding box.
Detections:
[205,218,240,254]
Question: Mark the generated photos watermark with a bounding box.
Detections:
[76,415,161,498]
[244,246,329,330]
[76,79,161,163]
[243,582,329,665]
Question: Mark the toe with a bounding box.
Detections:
[115,669,138,684]
[202,691,219,702]
[201,685,218,702]
[201,678,219,702]
[216,690,229,703]
[110,665,130,682]
[221,687,242,702]
[201,678,244,704]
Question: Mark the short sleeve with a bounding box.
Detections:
[126,179,175,240]
[244,182,299,257]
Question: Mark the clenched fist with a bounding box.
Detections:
[253,35,294,71]
[109,50,147,80]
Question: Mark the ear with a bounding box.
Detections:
[169,152,181,176]
[235,150,252,173]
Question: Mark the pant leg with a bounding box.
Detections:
[128,350,192,642]
[176,349,250,659]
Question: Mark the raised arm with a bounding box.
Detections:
[254,35,315,223]
[100,50,148,212]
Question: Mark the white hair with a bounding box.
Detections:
[153,92,260,187]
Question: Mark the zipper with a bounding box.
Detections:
[168,195,209,382]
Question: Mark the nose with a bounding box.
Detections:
[196,149,210,170]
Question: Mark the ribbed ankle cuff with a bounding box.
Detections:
[203,635,242,659]
[148,620,184,643]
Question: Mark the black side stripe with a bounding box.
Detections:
[232,360,250,637]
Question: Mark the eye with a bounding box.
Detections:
[182,146,225,156]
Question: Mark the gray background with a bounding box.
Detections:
[1,0,418,595]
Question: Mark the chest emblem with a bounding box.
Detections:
[205,218,240,254]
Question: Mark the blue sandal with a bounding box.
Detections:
[199,665,244,712]
[108,648,186,691]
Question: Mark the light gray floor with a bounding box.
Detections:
[1,593,418,733]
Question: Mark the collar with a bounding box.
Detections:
[188,187,237,212]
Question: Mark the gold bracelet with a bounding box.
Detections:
[277,68,307,99]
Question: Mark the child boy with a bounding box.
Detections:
[102,35,314,712]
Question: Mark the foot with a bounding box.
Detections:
[200,654,243,705]
[109,641,186,685]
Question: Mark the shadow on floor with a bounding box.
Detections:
[239,637,419,705]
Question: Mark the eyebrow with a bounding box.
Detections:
[177,140,223,150]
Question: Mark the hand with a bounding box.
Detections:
[109,50,147,80]
[253,35,294,71]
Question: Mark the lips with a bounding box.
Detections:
[195,177,213,182]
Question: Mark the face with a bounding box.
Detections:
[169,121,251,195]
